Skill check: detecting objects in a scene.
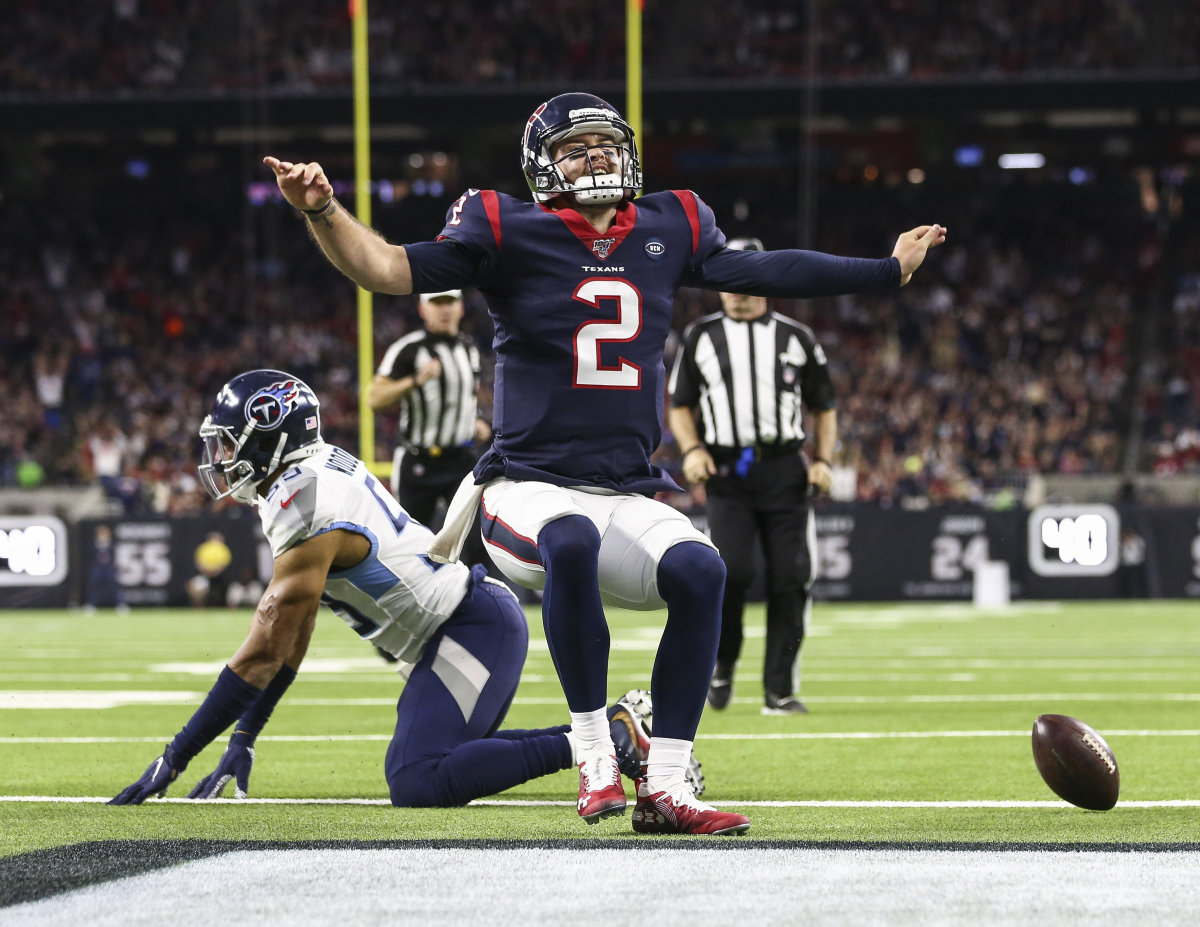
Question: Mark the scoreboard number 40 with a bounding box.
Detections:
[1028,504,1120,577]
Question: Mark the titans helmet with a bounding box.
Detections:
[521,92,642,205]
[198,369,324,503]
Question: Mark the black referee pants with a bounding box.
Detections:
[394,447,491,570]
[706,452,814,699]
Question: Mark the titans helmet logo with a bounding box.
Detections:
[245,380,300,430]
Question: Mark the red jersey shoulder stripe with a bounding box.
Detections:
[481,190,502,248]
[669,190,701,254]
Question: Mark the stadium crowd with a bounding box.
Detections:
[4,151,1195,511]
[1140,219,1200,477]
[4,0,1198,94]
[3,0,1197,509]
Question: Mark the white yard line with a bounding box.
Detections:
[5,691,1200,710]
[3,729,1198,745]
[2,796,1198,808]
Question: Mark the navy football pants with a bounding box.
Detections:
[385,577,572,806]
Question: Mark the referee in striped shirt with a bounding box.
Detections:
[369,288,490,536]
[667,238,835,716]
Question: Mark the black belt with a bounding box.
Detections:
[708,442,802,463]
[403,443,474,460]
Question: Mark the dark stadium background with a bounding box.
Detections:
[2,0,1198,606]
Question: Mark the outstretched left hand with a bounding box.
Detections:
[108,745,187,805]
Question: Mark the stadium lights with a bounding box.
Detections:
[953,145,984,167]
[998,153,1046,169]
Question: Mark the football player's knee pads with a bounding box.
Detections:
[657,541,726,605]
[387,758,447,808]
[538,514,602,568]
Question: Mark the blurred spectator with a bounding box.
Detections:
[85,418,141,513]
[84,524,129,614]
[4,0,1196,94]
[188,530,233,607]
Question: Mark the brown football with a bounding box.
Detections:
[1031,714,1119,811]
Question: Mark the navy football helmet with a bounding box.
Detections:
[198,370,324,503]
[521,92,642,205]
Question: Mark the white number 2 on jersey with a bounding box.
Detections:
[572,278,642,389]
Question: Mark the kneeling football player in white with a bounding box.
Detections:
[109,370,696,808]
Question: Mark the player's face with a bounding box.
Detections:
[719,290,769,321]
[551,132,623,185]
[419,296,464,334]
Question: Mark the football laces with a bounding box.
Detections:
[1081,732,1116,773]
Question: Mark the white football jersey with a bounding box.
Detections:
[257,443,471,666]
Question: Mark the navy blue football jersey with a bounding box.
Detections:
[409,189,898,495]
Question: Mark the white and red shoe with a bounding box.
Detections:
[577,753,626,824]
[631,780,750,835]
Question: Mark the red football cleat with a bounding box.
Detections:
[577,753,626,824]
[631,780,750,835]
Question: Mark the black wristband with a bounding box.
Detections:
[812,456,831,467]
[169,666,263,762]
[301,199,335,219]
[236,664,298,739]
[682,446,706,459]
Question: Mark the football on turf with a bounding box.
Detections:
[1031,714,1119,811]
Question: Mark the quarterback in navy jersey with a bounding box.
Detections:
[265,91,945,834]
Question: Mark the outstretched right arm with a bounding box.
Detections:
[263,156,414,295]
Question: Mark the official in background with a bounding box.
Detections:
[368,289,491,538]
[667,237,836,716]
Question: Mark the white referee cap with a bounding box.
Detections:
[420,289,463,301]
[726,237,764,252]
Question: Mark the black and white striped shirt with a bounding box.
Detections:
[376,330,481,451]
[669,311,834,448]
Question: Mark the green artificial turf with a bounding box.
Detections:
[2,599,1197,857]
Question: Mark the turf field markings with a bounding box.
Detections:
[149,659,402,674]
[0,690,205,709]
[5,729,1197,745]
[6,691,1181,709]
[714,693,1200,704]
[820,658,1200,667]
[700,729,1200,740]
[7,691,1193,710]
[3,796,1199,808]
[831,603,1066,618]
[0,674,142,682]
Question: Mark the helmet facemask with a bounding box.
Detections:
[198,416,287,504]
[549,134,633,205]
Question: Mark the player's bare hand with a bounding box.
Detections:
[263,156,334,212]
[892,224,947,286]
[415,358,442,386]
[682,448,716,485]
[808,459,833,495]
